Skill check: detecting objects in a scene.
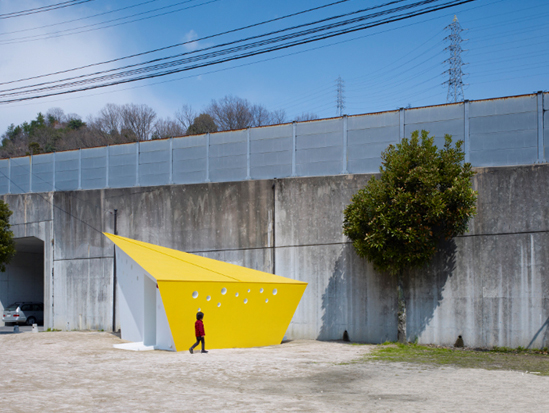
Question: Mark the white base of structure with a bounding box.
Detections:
[113,342,155,351]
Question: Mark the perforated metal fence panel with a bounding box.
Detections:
[250,124,293,179]
[11,157,30,194]
[209,130,247,182]
[0,93,546,195]
[347,111,399,174]
[32,153,54,193]
[469,95,538,166]
[296,118,343,177]
[173,135,207,184]
[405,104,464,150]
[108,143,138,188]
[0,159,9,194]
[82,147,107,190]
[139,139,170,187]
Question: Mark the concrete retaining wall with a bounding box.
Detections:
[2,164,548,348]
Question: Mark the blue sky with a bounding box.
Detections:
[0,0,547,132]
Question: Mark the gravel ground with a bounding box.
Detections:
[0,332,547,412]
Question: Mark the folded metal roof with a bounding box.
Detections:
[104,233,305,284]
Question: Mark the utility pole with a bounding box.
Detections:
[336,75,345,116]
[444,15,466,103]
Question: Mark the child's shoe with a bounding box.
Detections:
[201,350,208,354]
[189,348,193,354]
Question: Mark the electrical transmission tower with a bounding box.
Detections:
[335,75,345,116]
[444,15,466,103]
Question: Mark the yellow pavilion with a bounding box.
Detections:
[104,233,307,351]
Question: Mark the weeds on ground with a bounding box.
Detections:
[369,342,549,376]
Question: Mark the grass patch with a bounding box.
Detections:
[369,343,549,376]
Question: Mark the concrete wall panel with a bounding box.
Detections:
[52,257,113,330]
[276,175,370,246]
[278,243,397,343]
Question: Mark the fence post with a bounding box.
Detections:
[246,128,251,180]
[292,121,297,177]
[105,146,109,188]
[169,137,174,184]
[206,133,210,182]
[7,158,10,194]
[78,148,82,190]
[464,100,470,163]
[342,115,348,174]
[52,152,56,191]
[29,155,33,193]
[538,91,545,163]
[135,142,140,187]
[399,108,405,142]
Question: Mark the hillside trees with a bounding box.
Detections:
[0,95,294,158]
[206,95,286,131]
[343,130,477,343]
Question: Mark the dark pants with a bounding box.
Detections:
[190,336,205,351]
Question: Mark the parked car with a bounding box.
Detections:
[2,302,44,326]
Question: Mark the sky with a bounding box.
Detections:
[0,0,547,133]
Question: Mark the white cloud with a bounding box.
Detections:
[182,29,199,51]
[0,2,141,133]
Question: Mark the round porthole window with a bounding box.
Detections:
[243,298,248,304]
[272,289,278,295]
[221,288,227,295]
[206,296,211,301]
[259,288,264,293]
[192,291,198,299]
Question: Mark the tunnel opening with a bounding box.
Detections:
[0,237,45,326]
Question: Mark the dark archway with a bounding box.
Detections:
[0,237,44,326]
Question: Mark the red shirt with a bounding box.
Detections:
[195,319,205,337]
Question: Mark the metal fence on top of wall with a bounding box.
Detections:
[0,92,547,195]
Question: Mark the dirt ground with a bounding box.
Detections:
[0,332,548,412]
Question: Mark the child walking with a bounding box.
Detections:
[189,312,208,354]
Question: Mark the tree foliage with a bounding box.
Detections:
[0,200,15,272]
[205,95,286,131]
[1,96,288,158]
[343,130,477,276]
[186,113,218,135]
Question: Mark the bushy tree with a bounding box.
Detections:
[343,130,477,343]
[186,113,218,135]
[0,200,15,272]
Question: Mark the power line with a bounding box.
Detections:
[0,0,476,103]
[0,0,212,45]
[0,0,358,86]
[0,0,160,37]
[0,0,94,20]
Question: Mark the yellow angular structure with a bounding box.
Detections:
[104,233,307,351]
